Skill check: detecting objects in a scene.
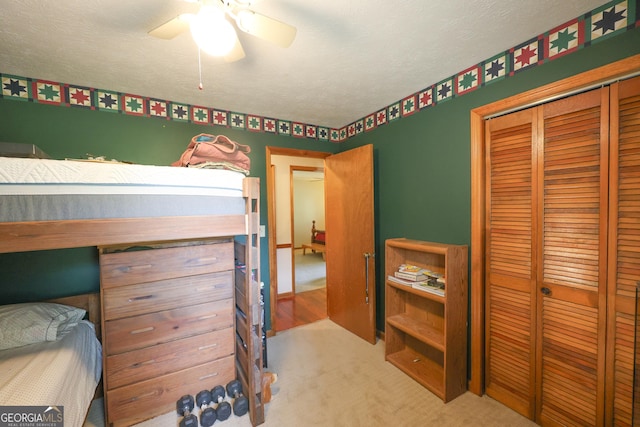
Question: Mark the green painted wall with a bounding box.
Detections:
[344,27,640,329]
[1,26,638,333]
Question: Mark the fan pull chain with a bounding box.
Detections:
[198,48,204,90]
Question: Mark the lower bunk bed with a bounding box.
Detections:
[0,157,265,426]
[0,293,102,427]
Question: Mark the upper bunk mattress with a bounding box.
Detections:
[0,157,246,222]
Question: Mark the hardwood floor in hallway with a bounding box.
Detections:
[275,287,327,331]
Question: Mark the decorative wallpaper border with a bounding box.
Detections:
[1,0,639,143]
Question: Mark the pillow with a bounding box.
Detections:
[0,302,86,350]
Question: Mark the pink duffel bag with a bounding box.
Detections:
[172,133,251,174]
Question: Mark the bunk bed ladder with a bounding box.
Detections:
[234,178,264,426]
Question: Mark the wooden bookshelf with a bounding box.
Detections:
[384,238,468,402]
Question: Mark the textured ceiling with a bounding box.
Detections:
[0,0,607,128]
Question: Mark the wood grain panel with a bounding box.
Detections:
[326,144,376,344]
[542,99,602,290]
[608,76,640,426]
[106,327,234,389]
[0,215,246,254]
[104,299,233,355]
[485,110,536,418]
[100,241,233,288]
[539,298,599,426]
[613,312,635,425]
[488,120,533,280]
[102,271,233,320]
[486,284,533,416]
[538,88,607,426]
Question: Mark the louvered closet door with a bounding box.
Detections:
[536,88,608,426]
[607,76,640,426]
[485,108,538,419]
[485,88,610,425]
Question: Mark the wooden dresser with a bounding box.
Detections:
[99,239,237,426]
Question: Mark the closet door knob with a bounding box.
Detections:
[541,287,551,296]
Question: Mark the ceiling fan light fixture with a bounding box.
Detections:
[190,5,237,57]
[235,9,257,34]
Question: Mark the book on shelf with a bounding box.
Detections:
[388,275,430,287]
[398,264,422,273]
[394,270,429,281]
[395,264,446,284]
[411,281,445,297]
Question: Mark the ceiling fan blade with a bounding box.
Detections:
[235,10,296,48]
[148,14,193,39]
[224,37,246,62]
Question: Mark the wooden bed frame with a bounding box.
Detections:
[0,177,265,426]
[46,292,101,339]
[301,219,326,257]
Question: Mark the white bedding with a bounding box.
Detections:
[0,157,247,222]
[0,321,102,427]
[0,156,244,196]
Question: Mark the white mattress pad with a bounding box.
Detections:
[0,157,245,196]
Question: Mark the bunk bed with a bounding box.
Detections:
[0,156,265,426]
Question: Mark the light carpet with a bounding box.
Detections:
[294,251,326,293]
[86,319,536,427]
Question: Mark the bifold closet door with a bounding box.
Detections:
[484,108,538,419]
[536,89,608,426]
[607,76,640,426]
[485,87,609,425]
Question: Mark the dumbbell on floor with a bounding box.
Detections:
[226,379,249,417]
[211,385,232,421]
[176,395,198,427]
[196,385,232,426]
[196,389,216,427]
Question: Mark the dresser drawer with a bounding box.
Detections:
[106,327,234,390]
[106,355,235,426]
[104,299,233,355]
[102,271,233,320]
[100,241,233,288]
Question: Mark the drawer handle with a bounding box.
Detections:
[198,314,218,321]
[199,372,219,381]
[132,359,156,368]
[198,343,219,351]
[128,390,157,402]
[121,264,153,273]
[128,295,153,302]
[130,326,155,335]
[196,284,225,292]
[199,256,219,263]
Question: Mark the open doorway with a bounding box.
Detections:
[292,168,325,295]
[266,145,376,341]
[266,147,331,334]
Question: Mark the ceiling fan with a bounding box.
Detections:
[148,0,297,62]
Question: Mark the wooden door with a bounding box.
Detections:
[485,108,538,418]
[536,89,608,426]
[325,144,376,344]
[485,88,609,425]
[606,75,640,426]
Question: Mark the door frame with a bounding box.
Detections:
[469,54,640,395]
[266,146,331,335]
